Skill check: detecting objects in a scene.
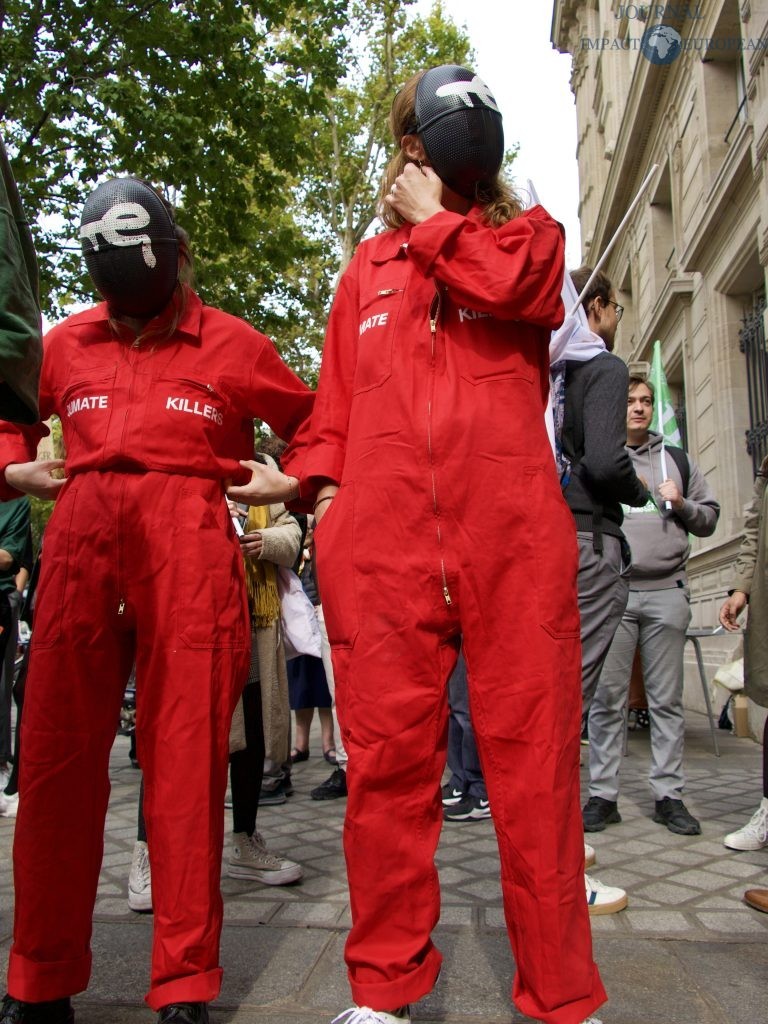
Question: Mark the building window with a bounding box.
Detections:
[739,291,768,476]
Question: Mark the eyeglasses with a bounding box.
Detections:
[608,300,624,323]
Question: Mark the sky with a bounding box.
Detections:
[414,0,582,266]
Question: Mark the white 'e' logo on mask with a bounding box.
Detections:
[80,202,157,268]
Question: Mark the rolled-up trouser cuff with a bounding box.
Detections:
[146,967,223,1011]
[515,967,607,1024]
[349,945,442,1011]
[7,948,91,1001]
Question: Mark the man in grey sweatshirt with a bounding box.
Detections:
[583,376,720,836]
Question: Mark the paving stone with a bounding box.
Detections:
[625,910,691,932]
[2,710,768,1022]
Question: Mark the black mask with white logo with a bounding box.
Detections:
[80,177,179,317]
[408,65,504,199]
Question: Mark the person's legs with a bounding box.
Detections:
[132,476,249,1011]
[230,683,265,837]
[312,606,348,798]
[577,533,631,715]
[0,591,15,772]
[636,588,691,802]
[7,480,135,1000]
[137,633,247,1010]
[587,598,640,803]
[3,639,28,798]
[446,649,485,800]
[336,623,457,1011]
[462,598,605,1024]
[318,706,336,756]
[293,706,314,754]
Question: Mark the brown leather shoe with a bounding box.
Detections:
[744,888,768,913]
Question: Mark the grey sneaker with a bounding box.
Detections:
[228,832,302,885]
[128,840,152,912]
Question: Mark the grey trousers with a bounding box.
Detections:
[588,585,692,802]
[578,532,631,715]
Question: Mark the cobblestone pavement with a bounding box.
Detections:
[1,711,766,1023]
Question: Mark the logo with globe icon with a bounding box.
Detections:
[641,25,683,65]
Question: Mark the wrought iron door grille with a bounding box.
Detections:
[740,293,768,476]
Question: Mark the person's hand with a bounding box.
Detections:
[719,591,747,631]
[658,478,684,510]
[240,530,264,559]
[5,459,67,500]
[383,163,444,224]
[227,460,297,506]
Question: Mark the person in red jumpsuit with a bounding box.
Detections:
[0,178,313,1024]
[228,66,607,1024]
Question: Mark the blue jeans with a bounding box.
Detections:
[447,649,487,800]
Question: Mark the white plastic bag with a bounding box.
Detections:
[277,566,322,660]
[712,657,744,693]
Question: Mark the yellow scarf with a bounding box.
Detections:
[243,504,281,627]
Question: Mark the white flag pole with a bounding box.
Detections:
[659,441,672,512]
[568,164,659,319]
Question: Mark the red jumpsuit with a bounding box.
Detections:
[284,206,606,1024]
[0,290,313,1009]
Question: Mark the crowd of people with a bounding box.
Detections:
[0,61,765,1024]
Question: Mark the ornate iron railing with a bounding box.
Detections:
[740,293,768,476]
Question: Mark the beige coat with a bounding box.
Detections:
[730,454,768,708]
[229,486,302,759]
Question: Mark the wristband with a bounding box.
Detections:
[313,495,334,512]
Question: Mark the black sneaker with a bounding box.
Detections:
[311,767,347,800]
[259,780,288,805]
[653,797,701,835]
[443,794,491,822]
[0,995,74,1024]
[582,796,622,832]
[157,1004,209,1024]
[441,783,465,807]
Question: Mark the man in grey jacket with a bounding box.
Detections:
[583,376,720,836]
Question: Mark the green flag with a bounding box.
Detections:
[649,340,682,445]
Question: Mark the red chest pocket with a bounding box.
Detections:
[353,277,408,394]
[59,367,118,461]
[140,375,235,469]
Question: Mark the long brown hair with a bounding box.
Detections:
[378,70,524,230]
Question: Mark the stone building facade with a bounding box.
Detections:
[551,1,768,733]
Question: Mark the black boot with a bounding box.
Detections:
[0,995,74,1024]
[157,1004,209,1024]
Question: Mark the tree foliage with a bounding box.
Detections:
[282,0,475,369]
[0,0,348,330]
[1,1,514,386]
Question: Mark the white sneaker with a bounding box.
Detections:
[724,798,768,851]
[128,840,152,912]
[580,1018,603,1023]
[584,842,596,869]
[0,764,10,791]
[0,791,18,817]
[228,831,303,885]
[332,1008,410,1024]
[585,873,627,915]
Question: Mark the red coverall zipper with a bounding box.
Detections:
[427,288,452,606]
